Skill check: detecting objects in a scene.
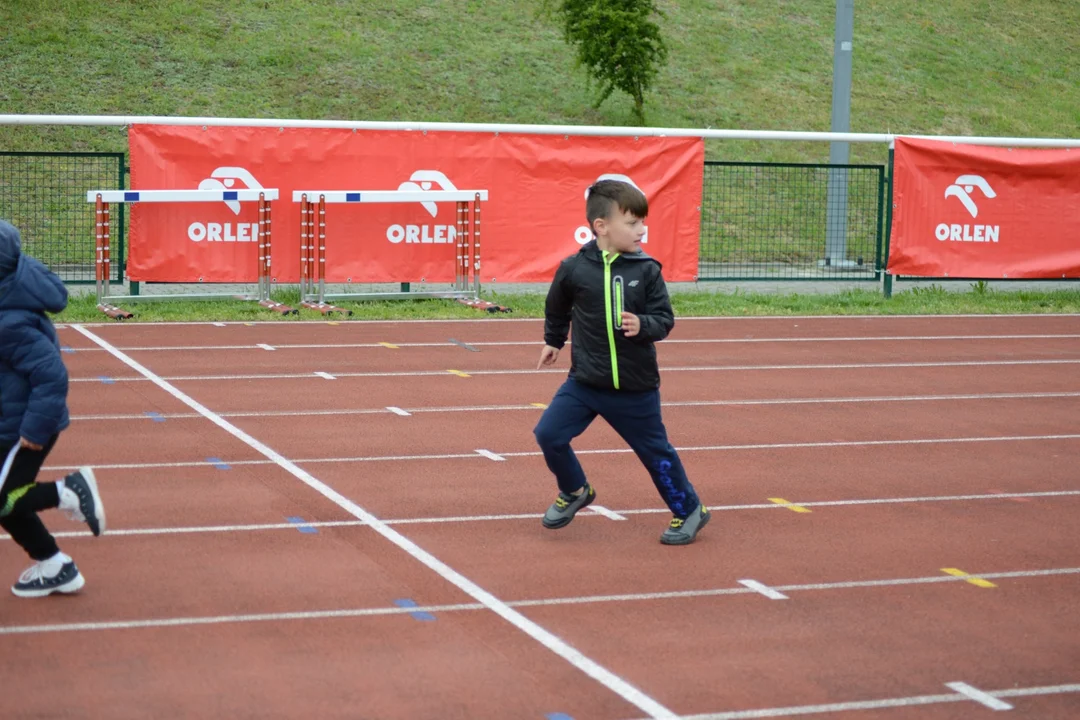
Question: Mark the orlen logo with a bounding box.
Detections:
[935,174,1000,244]
[187,167,264,243]
[574,173,649,245]
[387,170,459,245]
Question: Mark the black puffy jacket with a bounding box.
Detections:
[543,240,674,392]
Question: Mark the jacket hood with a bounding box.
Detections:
[0,220,20,280]
[0,222,68,314]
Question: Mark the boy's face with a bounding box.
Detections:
[595,207,647,254]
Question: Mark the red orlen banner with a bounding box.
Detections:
[887,137,1080,278]
[128,125,703,283]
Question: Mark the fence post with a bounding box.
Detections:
[883,141,896,299]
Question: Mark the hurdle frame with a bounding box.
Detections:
[294,189,487,308]
[86,188,295,318]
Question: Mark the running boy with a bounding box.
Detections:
[533,179,709,545]
[0,219,105,597]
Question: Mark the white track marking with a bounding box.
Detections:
[39,436,1080,472]
[737,580,789,600]
[64,358,1080,383]
[11,491,1079,541]
[945,682,1014,710]
[475,449,506,462]
[386,406,412,416]
[54,313,1080,329]
[590,505,628,521]
[60,333,1080,352]
[66,391,1080,423]
[2,567,1077,636]
[313,372,336,380]
[70,325,677,720]
[674,684,1080,720]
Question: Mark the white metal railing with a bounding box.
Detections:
[2,114,1079,148]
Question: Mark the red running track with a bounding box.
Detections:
[2,315,1079,719]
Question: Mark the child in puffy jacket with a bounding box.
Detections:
[534,180,709,545]
[0,219,105,598]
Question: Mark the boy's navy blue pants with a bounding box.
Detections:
[533,378,701,518]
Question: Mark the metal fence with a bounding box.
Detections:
[2,152,890,287]
[699,161,885,281]
[0,152,125,283]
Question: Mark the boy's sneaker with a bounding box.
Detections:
[660,503,711,545]
[11,561,85,598]
[542,484,596,529]
[60,467,106,536]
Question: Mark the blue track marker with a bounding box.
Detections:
[206,457,231,470]
[144,412,166,423]
[546,714,575,720]
[394,599,436,621]
[286,516,318,534]
[98,375,115,384]
[61,346,75,354]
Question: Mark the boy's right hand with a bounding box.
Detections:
[537,345,560,369]
[19,437,43,451]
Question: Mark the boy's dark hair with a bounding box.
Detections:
[586,180,648,233]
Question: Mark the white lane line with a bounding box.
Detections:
[54,313,1080,328]
[675,684,1080,720]
[945,681,1014,710]
[2,567,1078,636]
[10,491,1078,541]
[386,406,412,416]
[65,391,1080,423]
[39,437,1080,472]
[65,358,1080,383]
[314,372,336,380]
[257,343,275,351]
[62,333,1080,352]
[737,580,789,600]
[70,324,678,720]
[475,449,506,462]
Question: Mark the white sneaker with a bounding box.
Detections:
[60,468,106,536]
[11,560,85,598]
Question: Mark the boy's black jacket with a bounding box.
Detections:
[543,240,674,392]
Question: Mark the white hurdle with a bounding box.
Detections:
[293,189,487,313]
[85,188,293,319]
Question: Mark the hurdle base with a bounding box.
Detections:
[95,292,262,304]
[300,301,353,316]
[320,290,476,302]
[97,303,134,320]
[259,299,299,316]
[457,298,512,314]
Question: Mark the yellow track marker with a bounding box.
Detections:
[941,568,996,588]
[767,498,812,513]
[326,321,340,326]
[378,342,399,349]
[531,403,548,409]
[448,369,471,378]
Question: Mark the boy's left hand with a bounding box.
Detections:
[620,312,640,337]
[19,437,43,451]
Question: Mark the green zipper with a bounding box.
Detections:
[602,250,620,390]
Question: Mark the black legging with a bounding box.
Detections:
[0,435,62,561]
